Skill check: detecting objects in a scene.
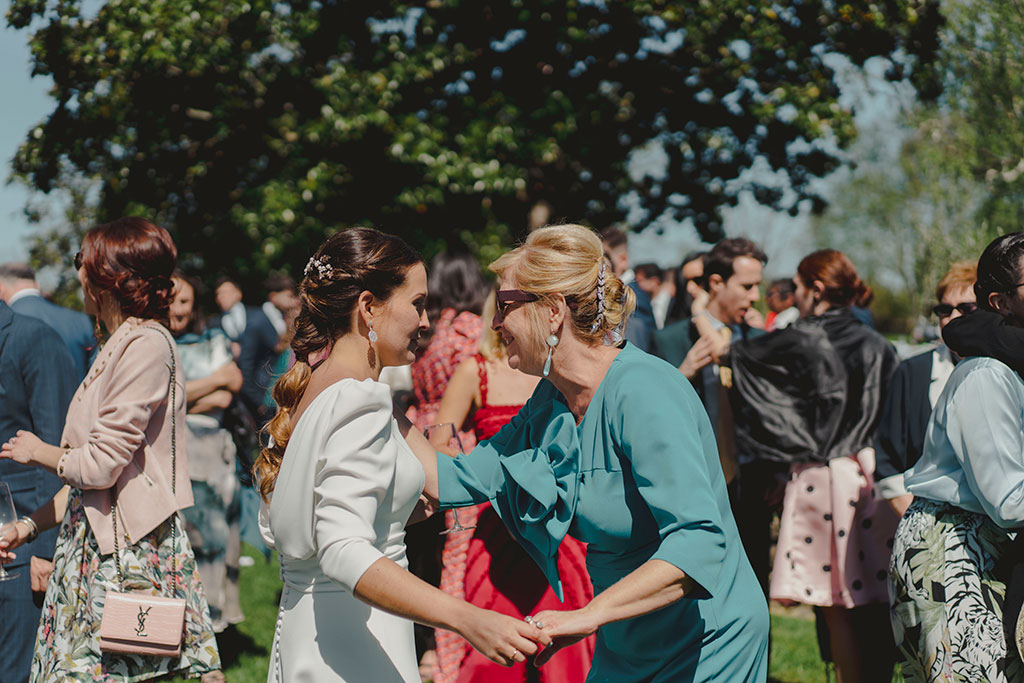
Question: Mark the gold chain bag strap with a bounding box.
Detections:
[99,325,187,657]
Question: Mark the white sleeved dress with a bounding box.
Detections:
[260,378,426,682]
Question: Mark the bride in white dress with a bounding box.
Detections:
[253,229,548,682]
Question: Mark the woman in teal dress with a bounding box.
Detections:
[403,224,769,682]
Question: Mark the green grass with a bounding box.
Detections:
[769,611,830,683]
[169,543,281,682]
[173,545,903,682]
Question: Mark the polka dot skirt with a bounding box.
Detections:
[769,448,899,608]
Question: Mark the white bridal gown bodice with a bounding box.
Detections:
[260,377,425,682]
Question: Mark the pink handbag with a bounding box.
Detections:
[99,325,187,657]
[98,591,186,657]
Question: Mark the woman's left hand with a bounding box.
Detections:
[0,430,46,466]
[528,607,601,667]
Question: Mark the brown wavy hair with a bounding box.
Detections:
[797,249,873,309]
[254,228,423,501]
[80,217,177,324]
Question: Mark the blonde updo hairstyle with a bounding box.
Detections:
[490,224,636,347]
[254,227,423,501]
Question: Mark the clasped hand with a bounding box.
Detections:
[1,430,47,466]
[527,607,600,668]
[1,430,63,473]
[463,605,598,669]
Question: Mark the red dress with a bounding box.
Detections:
[434,356,595,683]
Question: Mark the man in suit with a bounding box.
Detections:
[210,277,281,428]
[0,301,77,682]
[652,238,767,417]
[651,237,779,595]
[874,261,977,517]
[601,226,656,351]
[262,273,299,339]
[0,263,95,383]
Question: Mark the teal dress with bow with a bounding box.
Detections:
[438,343,769,682]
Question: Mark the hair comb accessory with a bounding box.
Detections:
[590,260,606,334]
[304,256,334,280]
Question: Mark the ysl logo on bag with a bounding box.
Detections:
[135,605,153,637]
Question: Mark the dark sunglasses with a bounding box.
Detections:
[74,251,83,270]
[932,302,977,318]
[495,289,539,319]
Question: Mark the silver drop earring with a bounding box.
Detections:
[543,334,559,377]
[368,320,378,344]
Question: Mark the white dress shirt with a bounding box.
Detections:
[221,301,247,340]
[906,356,1024,527]
[7,287,41,306]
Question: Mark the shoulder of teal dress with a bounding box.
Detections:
[607,343,706,419]
[437,379,580,599]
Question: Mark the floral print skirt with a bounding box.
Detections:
[889,497,1024,683]
[31,488,221,682]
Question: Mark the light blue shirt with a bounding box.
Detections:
[906,356,1024,528]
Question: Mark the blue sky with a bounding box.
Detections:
[0,2,53,262]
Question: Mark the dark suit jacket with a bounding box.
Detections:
[625,281,656,353]
[211,305,280,422]
[10,292,95,383]
[0,302,77,681]
[651,316,765,434]
[0,302,76,564]
[873,348,934,486]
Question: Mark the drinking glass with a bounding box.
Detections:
[0,481,21,581]
[424,423,476,535]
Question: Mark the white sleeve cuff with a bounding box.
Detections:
[876,473,908,500]
[320,541,386,593]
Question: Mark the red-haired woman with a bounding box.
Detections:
[730,249,900,683]
[0,217,221,682]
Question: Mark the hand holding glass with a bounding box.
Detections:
[0,482,21,581]
[423,423,475,534]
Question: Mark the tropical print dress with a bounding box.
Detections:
[31,489,221,682]
[889,498,1024,682]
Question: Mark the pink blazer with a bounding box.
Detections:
[57,318,193,555]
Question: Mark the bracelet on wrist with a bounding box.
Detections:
[18,516,39,542]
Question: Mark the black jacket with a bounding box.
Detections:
[730,309,899,464]
[943,309,1024,373]
[872,349,935,484]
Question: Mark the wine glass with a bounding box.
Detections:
[424,423,476,535]
[0,481,21,581]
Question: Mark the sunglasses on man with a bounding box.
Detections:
[931,302,977,318]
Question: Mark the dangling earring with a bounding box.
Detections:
[543,334,559,377]
[368,319,378,343]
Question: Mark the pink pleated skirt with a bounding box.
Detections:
[770,449,899,608]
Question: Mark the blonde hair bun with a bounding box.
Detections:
[490,224,636,344]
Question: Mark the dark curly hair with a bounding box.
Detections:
[80,217,177,323]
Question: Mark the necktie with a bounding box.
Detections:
[716,327,738,485]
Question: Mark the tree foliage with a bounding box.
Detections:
[814,0,1024,326]
[9,0,942,291]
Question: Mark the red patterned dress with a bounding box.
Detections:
[434,355,595,683]
[407,308,483,442]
